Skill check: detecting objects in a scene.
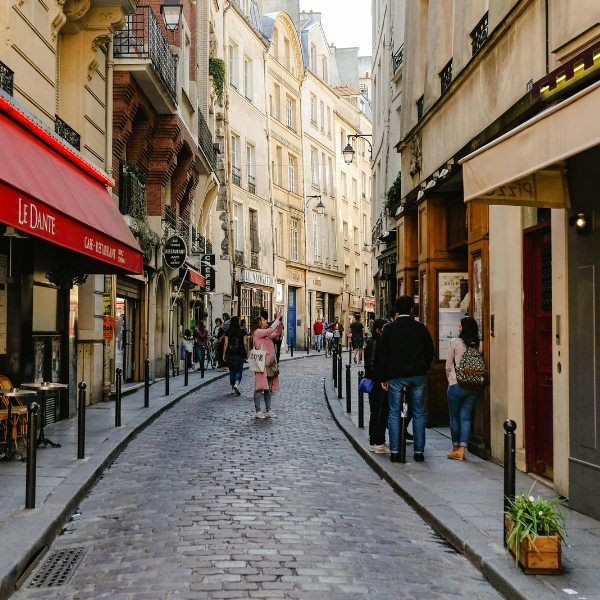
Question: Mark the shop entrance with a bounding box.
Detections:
[115,297,138,383]
[524,224,553,480]
[287,287,296,346]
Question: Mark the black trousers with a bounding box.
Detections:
[368,384,389,446]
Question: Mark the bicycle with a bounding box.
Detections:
[204,336,218,370]
[325,332,335,357]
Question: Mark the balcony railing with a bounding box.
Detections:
[235,249,245,266]
[196,233,206,254]
[440,59,453,94]
[392,45,404,74]
[198,110,217,173]
[471,12,488,56]
[232,165,241,187]
[179,220,190,243]
[55,116,81,151]
[163,204,177,232]
[206,240,213,254]
[114,6,178,105]
[119,162,146,217]
[248,174,256,194]
[251,251,259,269]
[190,226,198,252]
[0,61,14,96]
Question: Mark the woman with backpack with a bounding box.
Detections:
[445,316,485,461]
[223,316,248,395]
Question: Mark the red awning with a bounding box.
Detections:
[0,109,143,273]
[188,267,206,288]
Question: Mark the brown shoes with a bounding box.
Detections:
[446,450,465,460]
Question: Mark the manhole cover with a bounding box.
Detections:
[28,547,86,588]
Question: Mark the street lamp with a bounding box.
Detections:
[343,134,373,165]
[161,0,183,31]
[306,195,325,215]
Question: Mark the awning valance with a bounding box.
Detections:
[460,80,600,208]
[0,108,143,273]
[188,267,206,288]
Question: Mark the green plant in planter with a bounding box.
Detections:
[505,484,566,564]
[385,171,401,214]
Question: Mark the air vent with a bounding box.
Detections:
[28,548,86,588]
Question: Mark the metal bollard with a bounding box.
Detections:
[115,368,122,427]
[77,382,86,459]
[165,354,170,396]
[504,420,517,513]
[399,386,409,463]
[184,350,189,387]
[307,336,310,354]
[26,402,39,509]
[346,363,351,413]
[144,359,150,408]
[333,345,337,386]
[291,336,294,357]
[200,347,205,379]
[337,352,343,399]
[357,370,364,428]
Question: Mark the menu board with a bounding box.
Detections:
[0,255,6,354]
[438,272,468,360]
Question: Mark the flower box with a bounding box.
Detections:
[505,515,562,575]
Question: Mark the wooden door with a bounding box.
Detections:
[524,225,553,479]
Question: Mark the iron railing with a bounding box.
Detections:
[114,6,178,105]
[251,252,259,269]
[206,240,213,254]
[163,205,177,232]
[440,59,453,94]
[196,233,206,254]
[198,110,217,172]
[0,61,14,96]
[179,220,190,244]
[119,162,147,217]
[232,165,241,186]
[417,95,424,121]
[471,12,488,56]
[235,250,244,266]
[191,226,198,252]
[393,45,404,74]
[248,174,256,194]
[55,116,81,150]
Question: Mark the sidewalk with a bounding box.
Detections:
[0,351,316,600]
[325,360,600,600]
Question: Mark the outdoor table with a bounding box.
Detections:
[21,382,68,448]
[0,388,36,461]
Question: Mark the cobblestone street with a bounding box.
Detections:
[14,358,502,600]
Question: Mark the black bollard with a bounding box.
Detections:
[307,336,310,355]
[291,336,294,357]
[115,368,122,427]
[77,382,86,459]
[200,347,205,379]
[357,370,364,428]
[26,402,39,509]
[399,386,409,463]
[144,359,150,408]
[337,352,343,399]
[346,363,351,413]
[332,345,337,386]
[184,350,189,387]
[165,354,170,396]
[504,420,517,513]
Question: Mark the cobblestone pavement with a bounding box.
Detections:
[14,359,502,600]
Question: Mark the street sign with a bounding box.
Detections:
[163,235,187,269]
[103,317,115,340]
[201,254,215,291]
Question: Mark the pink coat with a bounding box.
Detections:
[253,318,284,391]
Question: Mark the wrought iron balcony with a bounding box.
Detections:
[232,165,241,187]
[440,59,453,94]
[196,233,206,254]
[235,249,245,266]
[471,12,488,56]
[198,110,217,173]
[392,45,404,74]
[417,95,424,122]
[163,204,177,232]
[179,220,190,243]
[248,174,256,194]
[251,251,259,269]
[119,161,147,217]
[191,226,198,252]
[114,6,178,106]
[206,239,213,254]
[0,61,14,96]
[55,116,81,151]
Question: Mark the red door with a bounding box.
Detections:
[524,225,553,480]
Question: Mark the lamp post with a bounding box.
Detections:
[306,195,325,214]
[161,0,183,31]
[343,134,373,165]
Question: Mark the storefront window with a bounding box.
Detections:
[438,272,469,360]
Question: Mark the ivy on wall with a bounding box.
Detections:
[209,57,226,105]
[385,171,402,213]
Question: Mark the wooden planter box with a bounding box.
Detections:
[505,515,562,575]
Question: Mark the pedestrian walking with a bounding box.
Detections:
[252,310,283,418]
[216,313,230,371]
[223,316,247,394]
[326,316,344,349]
[380,295,434,463]
[364,318,390,453]
[313,318,323,352]
[350,314,365,363]
[445,317,484,460]
[180,329,194,371]
[194,321,208,366]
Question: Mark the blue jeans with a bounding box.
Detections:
[314,334,322,351]
[227,355,244,386]
[195,346,204,364]
[447,384,479,447]
[388,376,427,453]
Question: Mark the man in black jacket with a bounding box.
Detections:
[380,295,435,463]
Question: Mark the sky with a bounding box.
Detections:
[299,0,372,57]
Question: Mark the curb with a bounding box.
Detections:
[322,380,562,600]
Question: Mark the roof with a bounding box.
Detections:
[334,85,361,96]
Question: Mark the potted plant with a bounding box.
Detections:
[505,486,566,575]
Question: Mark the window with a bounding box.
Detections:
[274,84,281,120]
[341,172,347,199]
[351,137,357,164]
[244,57,252,101]
[362,214,367,244]
[291,218,299,261]
[327,107,331,135]
[276,212,283,255]
[321,152,327,194]
[313,212,319,261]
[343,221,348,248]
[354,226,359,250]
[286,97,294,129]
[310,94,317,125]
[231,135,240,185]
[345,265,350,287]
[228,43,237,88]
[246,144,255,193]
[352,178,358,205]
[276,145,282,186]
[310,148,318,187]
[233,203,243,251]
[320,100,324,131]
[322,56,328,82]
[355,268,360,291]
[332,217,338,256]
[328,157,334,195]
[361,172,366,198]
[249,208,259,254]
[340,129,345,154]
[288,156,295,193]
[284,37,291,70]
[310,44,316,70]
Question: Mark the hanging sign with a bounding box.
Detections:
[201,254,216,291]
[163,235,187,269]
[103,316,115,341]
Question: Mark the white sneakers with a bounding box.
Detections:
[264,411,276,418]
[254,411,266,419]
[255,410,276,419]
[374,444,391,454]
[233,383,241,395]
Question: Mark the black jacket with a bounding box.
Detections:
[364,337,382,383]
[379,316,435,381]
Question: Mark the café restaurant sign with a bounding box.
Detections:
[163,235,187,269]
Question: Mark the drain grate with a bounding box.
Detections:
[28,547,86,588]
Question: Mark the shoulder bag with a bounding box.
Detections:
[248,348,266,372]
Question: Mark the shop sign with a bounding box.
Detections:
[350,295,362,309]
[363,298,375,312]
[103,316,115,341]
[103,294,111,316]
[241,269,275,288]
[163,235,187,269]
[201,254,216,291]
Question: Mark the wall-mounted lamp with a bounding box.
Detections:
[161,0,183,31]
[569,213,589,234]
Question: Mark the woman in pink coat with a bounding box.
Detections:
[252,310,284,419]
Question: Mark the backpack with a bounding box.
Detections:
[227,334,242,354]
[455,347,487,389]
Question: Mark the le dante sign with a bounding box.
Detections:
[163,235,187,269]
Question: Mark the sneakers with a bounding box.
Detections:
[254,411,266,419]
[264,411,277,418]
[353,355,357,364]
[233,383,241,395]
[369,444,377,452]
[414,452,425,462]
[374,444,390,454]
